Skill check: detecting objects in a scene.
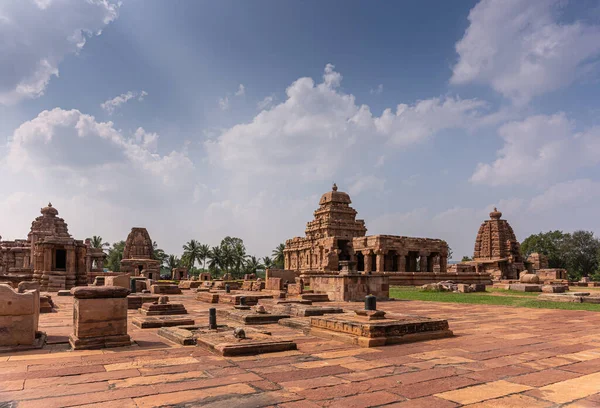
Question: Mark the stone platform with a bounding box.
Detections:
[138,301,187,316]
[217,309,290,325]
[539,292,600,304]
[127,294,159,310]
[132,315,195,329]
[310,311,453,347]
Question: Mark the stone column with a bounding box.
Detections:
[439,255,448,272]
[363,251,372,273]
[419,252,429,273]
[375,250,385,272]
[397,252,406,272]
[69,286,131,350]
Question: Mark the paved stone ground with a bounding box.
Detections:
[2,291,600,407]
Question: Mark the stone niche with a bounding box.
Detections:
[0,284,41,347]
[171,267,188,280]
[119,228,161,279]
[306,273,389,302]
[69,286,131,350]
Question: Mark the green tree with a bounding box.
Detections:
[166,254,181,270]
[88,235,110,249]
[562,231,600,279]
[208,246,224,277]
[105,241,125,272]
[446,245,453,260]
[152,241,167,265]
[244,256,263,275]
[461,256,472,262]
[182,239,202,270]
[521,230,568,269]
[198,244,210,270]
[272,243,285,268]
[262,256,274,269]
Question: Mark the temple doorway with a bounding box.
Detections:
[356,252,365,271]
[55,249,67,270]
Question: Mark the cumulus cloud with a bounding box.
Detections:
[528,179,600,212]
[207,64,488,183]
[0,0,120,105]
[370,84,383,95]
[101,90,148,115]
[218,84,245,110]
[257,95,275,110]
[235,84,245,96]
[452,0,600,104]
[470,113,600,186]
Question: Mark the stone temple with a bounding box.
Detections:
[457,208,525,280]
[120,227,161,279]
[284,184,450,278]
[0,203,104,291]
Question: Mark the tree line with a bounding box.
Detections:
[460,230,600,281]
[88,235,286,279]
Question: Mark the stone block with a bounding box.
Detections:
[457,284,471,293]
[57,289,72,296]
[18,281,40,293]
[104,274,130,289]
[542,285,567,293]
[178,280,201,290]
[150,284,182,295]
[0,284,40,346]
[508,284,542,292]
[470,284,487,292]
[70,286,130,350]
[265,277,282,291]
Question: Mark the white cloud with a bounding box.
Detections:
[470,113,600,186]
[348,175,385,196]
[207,64,489,183]
[370,84,383,95]
[218,96,229,110]
[0,0,120,105]
[257,95,275,110]
[100,90,148,115]
[529,179,600,212]
[235,84,245,96]
[451,0,600,104]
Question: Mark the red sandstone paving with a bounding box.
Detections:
[4,292,600,407]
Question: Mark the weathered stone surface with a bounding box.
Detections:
[0,284,40,346]
[139,300,187,316]
[71,286,130,298]
[178,280,201,290]
[39,294,54,313]
[196,329,297,356]
[520,272,540,284]
[132,315,194,329]
[119,227,161,279]
[508,284,542,292]
[57,289,72,296]
[171,267,188,280]
[150,284,182,295]
[69,286,130,350]
[542,285,567,293]
[527,252,549,271]
[306,274,388,302]
[18,280,40,293]
[310,313,453,348]
[196,292,219,303]
[217,309,290,325]
[127,294,159,309]
[105,274,130,289]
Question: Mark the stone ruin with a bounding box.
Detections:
[0,284,44,349]
[171,267,188,280]
[120,227,161,279]
[0,203,104,291]
[284,184,449,275]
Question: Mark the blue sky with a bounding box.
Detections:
[1,0,600,260]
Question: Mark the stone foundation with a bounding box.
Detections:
[306,274,389,302]
[386,272,492,286]
[0,284,41,347]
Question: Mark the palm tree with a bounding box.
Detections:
[232,242,249,277]
[245,256,263,274]
[105,241,125,272]
[88,235,110,249]
[208,246,223,277]
[272,243,285,268]
[262,256,273,269]
[166,254,181,270]
[199,244,210,270]
[152,241,167,264]
[182,239,201,270]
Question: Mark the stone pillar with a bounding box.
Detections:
[375,250,385,272]
[439,255,448,272]
[397,253,406,272]
[69,286,131,350]
[419,252,429,273]
[363,251,372,273]
[0,284,40,346]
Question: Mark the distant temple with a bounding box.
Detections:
[0,203,106,290]
[284,184,449,274]
[120,227,161,280]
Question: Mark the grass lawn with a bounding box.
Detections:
[389,286,600,312]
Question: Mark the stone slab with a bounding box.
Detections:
[150,284,182,295]
[138,302,187,316]
[195,330,297,356]
[157,325,271,346]
[196,292,219,303]
[69,334,131,350]
[132,316,195,329]
[57,290,72,296]
[508,284,542,292]
[309,314,453,348]
[217,309,290,325]
[71,286,130,298]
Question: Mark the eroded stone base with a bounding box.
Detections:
[217,309,290,325]
[309,314,453,348]
[127,294,159,310]
[196,330,297,356]
[132,316,195,329]
[69,334,131,350]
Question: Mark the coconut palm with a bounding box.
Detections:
[262,256,274,269]
[208,246,224,276]
[182,239,202,269]
[152,241,167,264]
[88,235,110,249]
[244,256,263,274]
[166,254,181,270]
[198,244,210,270]
[272,243,285,268]
[105,240,125,272]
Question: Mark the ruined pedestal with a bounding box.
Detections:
[310,311,452,347]
[127,294,160,310]
[0,284,42,347]
[306,274,389,302]
[196,292,219,303]
[69,286,131,350]
[217,306,290,325]
[132,316,195,329]
[105,274,130,289]
[138,296,187,316]
[150,284,182,295]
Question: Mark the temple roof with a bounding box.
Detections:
[319,183,352,206]
[28,202,72,241]
[473,207,522,261]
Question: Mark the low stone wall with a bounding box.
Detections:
[87,271,122,285]
[266,269,297,284]
[307,274,389,302]
[0,284,40,346]
[385,272,492,286]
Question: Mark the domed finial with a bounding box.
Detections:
[332,183,338,192]
[490,207,502,219]
[48,202,52,207]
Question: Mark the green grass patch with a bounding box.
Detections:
[390,286,600,312]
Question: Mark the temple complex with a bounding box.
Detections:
[120,227,161,279]
[456,208,526,280]
[284,184,449,274]
[0,203,100,291]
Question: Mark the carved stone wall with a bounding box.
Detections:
[120,227,161,277]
